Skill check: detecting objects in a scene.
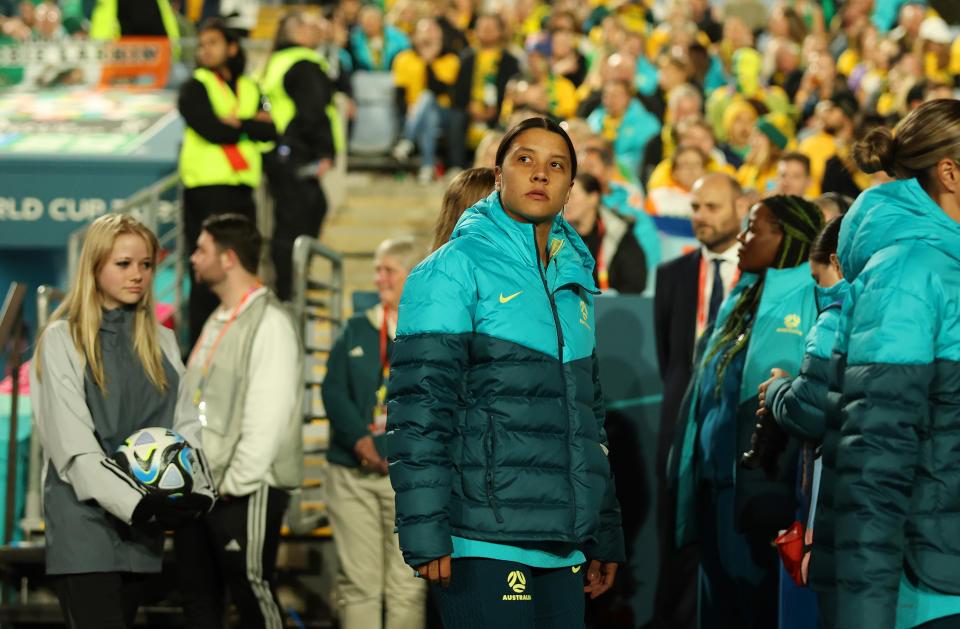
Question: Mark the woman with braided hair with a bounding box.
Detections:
[670,194,823,629]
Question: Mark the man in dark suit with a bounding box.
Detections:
[650,172,747,629]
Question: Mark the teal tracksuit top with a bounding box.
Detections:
[386,191,626,568]
[673,262,820,547]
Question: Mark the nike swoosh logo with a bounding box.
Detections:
[499,291,522,303]
[572,565,581,573]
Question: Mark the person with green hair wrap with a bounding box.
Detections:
[669,194,824,629]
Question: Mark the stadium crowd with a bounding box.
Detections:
[10,0,960,627]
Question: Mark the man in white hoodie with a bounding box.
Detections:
[176,213,303,629]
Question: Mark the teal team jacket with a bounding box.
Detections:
[673,263,820,548]
[829,179,960,629]
[386,191,626,568]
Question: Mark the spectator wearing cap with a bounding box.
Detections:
[918,16,955,85]
[587,78,661,187]
[523,31,579,121]
[799,90,858,196]
[737,112,794,196]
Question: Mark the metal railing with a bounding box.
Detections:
[20,286,65,539]
[286,235,344,535]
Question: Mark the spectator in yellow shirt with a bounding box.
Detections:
[391,18,460,183]
[523,32,580,121]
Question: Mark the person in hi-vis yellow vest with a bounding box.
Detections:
[177,18,276,345]
[260,9,339,302]
[89,0,181,58]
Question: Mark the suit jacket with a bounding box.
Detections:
[653,250,701,477]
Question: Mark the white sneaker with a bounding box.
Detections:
[417,165,434,184]
[392,139,414,161]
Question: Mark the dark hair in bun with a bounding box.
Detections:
[853,126,897,176]
[852,99,960,190]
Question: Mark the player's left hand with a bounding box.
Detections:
[583,560,617,599]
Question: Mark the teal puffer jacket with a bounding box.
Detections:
[672,263,820,547]
[386,191,626,569]
[830,179,960,629]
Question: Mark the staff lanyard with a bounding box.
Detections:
[595,216,609,291]
[189,282,262,405]
[695,256,739,338]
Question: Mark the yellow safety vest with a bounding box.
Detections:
[89,0,181,59]
[179,68,262,189]
[260,46,345,154]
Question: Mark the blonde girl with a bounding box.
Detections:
[31,213,213,629]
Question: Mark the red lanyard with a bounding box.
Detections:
[380,304,391,380]
[595,216,609,290]
[695,255,739,338]
[189,282,262,404]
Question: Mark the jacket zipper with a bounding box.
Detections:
[531,225,577,533]
[485,414,504,522]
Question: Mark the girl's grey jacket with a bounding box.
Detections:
[31,308,214,575]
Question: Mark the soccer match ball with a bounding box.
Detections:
[114,427,196,498]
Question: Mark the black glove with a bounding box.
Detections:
[740,412,789,480]
[132,492,213,529]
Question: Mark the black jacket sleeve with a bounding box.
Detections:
[452,49,476,109]
[281,60,336,161]
[239,118,277,143]
[178,78,243,145]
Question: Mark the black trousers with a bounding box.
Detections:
[52,572,148,629]
[432,558,586,629]
[182,184,256,347]
[174,485,290,629]
[263,150,327,301]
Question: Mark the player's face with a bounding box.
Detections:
[98,234,153,309]
[496,128,574,226]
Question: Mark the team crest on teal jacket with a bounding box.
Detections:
[386,191,626,568]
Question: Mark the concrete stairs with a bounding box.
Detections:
[318,171,445,312]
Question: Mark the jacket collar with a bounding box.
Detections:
[452,191,598,292]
